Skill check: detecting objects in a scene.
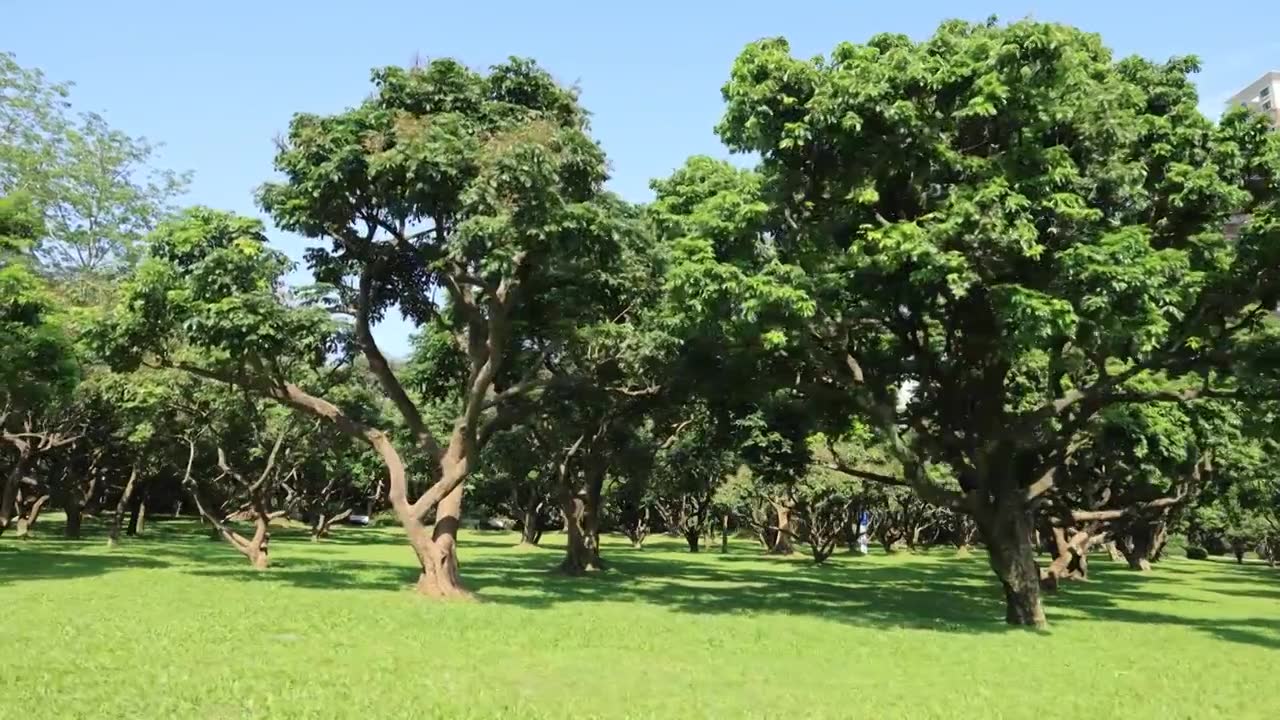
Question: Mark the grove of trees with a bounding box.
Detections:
[4,18,1279,629]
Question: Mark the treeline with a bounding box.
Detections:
[4,18,1280,629]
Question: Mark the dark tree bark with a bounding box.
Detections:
[974,489,1046,628]
[516,491,545,547]
[0,452,31,537]
[720,513,730,554]
[65,463,99,540]
[621,506,649,550]
[107,465,139,548]
[65,503,83,539]
[559,461,606,574]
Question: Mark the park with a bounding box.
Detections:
[3,11,1280,719]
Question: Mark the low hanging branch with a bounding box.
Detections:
[822,435,965,512]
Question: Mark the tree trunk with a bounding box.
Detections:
[624,507,648,550]
[126,491,146,536]
[0,453,31,537]
[721,513,730,554]
[15,494,50,538]
[1149,523,1168,562]
[415,481,467,596]
[685,529,701,553]
[1120,529,1155,571]
[107,466,139,548]
[244,501,272,570]
[770,501,794,555]
[559,492,604,573]
[974,490,1047,629]
[65,503,83,539]
[311,508,353,541]
[517,496,543,547]
[1041,527,1091,590]
[559,461,606,575]
[1105,541,1124,563]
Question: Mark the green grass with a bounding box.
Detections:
[2,518,1278,719]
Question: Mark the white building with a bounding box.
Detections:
[1227,71,1280,127]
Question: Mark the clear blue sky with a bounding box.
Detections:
[4,1,1277,356]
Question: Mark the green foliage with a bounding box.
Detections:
[258,56,625,341]
[97,207,340,382]
[0,193,78,410]
[698,19,1280,534]
[35,112,189,279]
[1,52,188,286]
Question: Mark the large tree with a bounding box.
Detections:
[102,57,629,596]
[694,19,1280,626]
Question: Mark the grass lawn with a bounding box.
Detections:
[2,518,1278,719]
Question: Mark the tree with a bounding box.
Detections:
[0,193,80,536]
[649,405,738,553]
[704,19,1280,626]
[0,53,69,201]
[1,53,189,298]
[181,393,300,569]
[467,424,555,547]
[35,112,188,286]
[102,57,629,597]
[1188,401,1280,564]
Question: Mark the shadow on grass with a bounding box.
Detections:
[5,519,1279,648]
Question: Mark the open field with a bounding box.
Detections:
[2,519,1279,719]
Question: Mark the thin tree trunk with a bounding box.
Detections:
[1105,541,1124,563]
[127,491,146,536]
[1041,526,1091,590]
[721,513,730,554]
[311,508,353,541]
[0,454,30,537]
[975,489,1047,629]
[770,501,794,555]
[625,506,648,549]
[15,494,50,538]
[65,503,83,539]
[107,466,139,548]
[517,495,542,547]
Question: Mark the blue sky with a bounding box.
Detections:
[5,0,1277,356]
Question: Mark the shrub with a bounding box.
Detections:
[1185,546,1209,561]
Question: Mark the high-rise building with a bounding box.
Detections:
[1227,71,1280,127]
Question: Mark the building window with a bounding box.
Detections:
[1262,86,1272,97]
[1265,100,1274,110]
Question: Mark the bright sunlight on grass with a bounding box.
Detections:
[3,518,1278,719]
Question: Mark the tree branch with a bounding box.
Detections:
[354,262,444,460]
